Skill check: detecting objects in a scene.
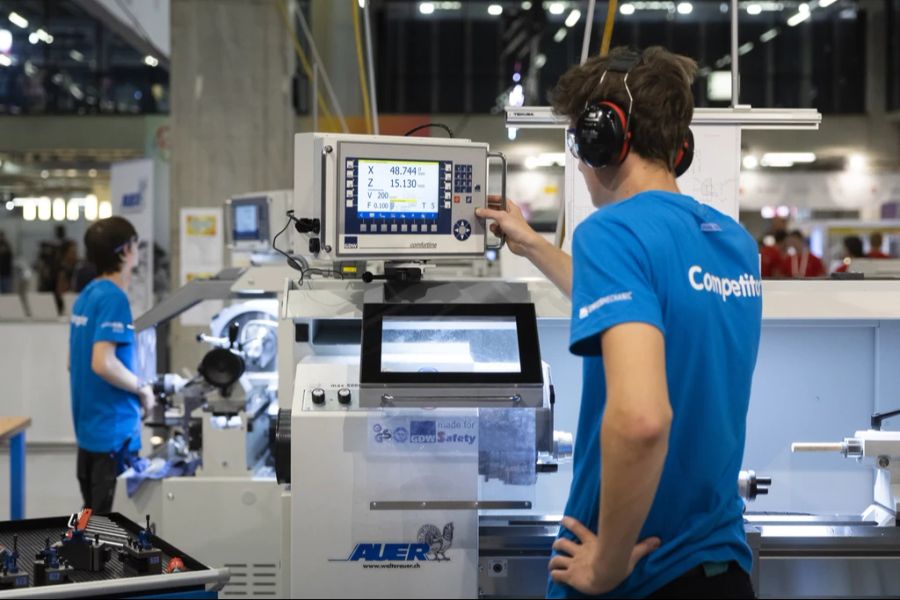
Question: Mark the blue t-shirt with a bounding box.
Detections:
[69,279,142,454]
[548,191,762,599]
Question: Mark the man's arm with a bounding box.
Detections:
[476,202,573,297]
[550,323,671,594]
[596,323,671,570]
[91,341,155,413]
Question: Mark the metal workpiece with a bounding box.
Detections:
[738,470,772,501]
[792,427,900,526]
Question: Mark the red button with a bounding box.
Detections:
[454,195,461,203]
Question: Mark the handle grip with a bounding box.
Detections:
[485,151,508,252]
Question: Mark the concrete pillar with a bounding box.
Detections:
[169,0,293,370]
[311,0,364,123]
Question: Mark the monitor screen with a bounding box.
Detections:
[356,159,440,218]
[234,204,259,238]
[381,316,521,374]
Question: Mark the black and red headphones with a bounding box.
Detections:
[566,50,694,178]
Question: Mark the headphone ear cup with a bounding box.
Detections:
[601,101,630,166]
[674,128,695,178]
[576,102,628,168]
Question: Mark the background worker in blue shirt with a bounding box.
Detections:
[69,216,155,514]
[478,46,762,598]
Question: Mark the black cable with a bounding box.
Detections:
[403,123,454,138]
[272,211,307,273]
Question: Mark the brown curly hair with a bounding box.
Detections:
[550,46,698,171]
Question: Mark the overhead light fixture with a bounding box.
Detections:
[509,84,525,107]
[28,32,38,44]
[548,2,566,15]
[88,168,98,178]
[23,201,36,221]
[84,195,98,221]
[144,55,159,67]
[739,42,754,55]
[553,26,568,42]
[69,50,84,62]
[759,27,779,42]
[819,0,837,5]
[8,12,28,29]
[358,0,366,7]
[760,152,816,167]
[707,71,732,101]
[419,2,435,14]
[522,1,533,8]
[99,201,113,220]
[38,197,52,221]
[847,153,866,171]
[40,169,49,179]
[488,4,503,16]
[620,3,636,15]
[0,54,10,67]
[747,3,762,15]
[743,155,759,170]
[534,53,547,68]
[0,29,12,53]
[787,3,811,25]
[53,198,66,221]
[786,11,810,25]
[761,206,776,219]
[66,198,80,221]
[565,9,582,26]
[35,28,52,44]
[677,2,693,14]
[5,201,14,211]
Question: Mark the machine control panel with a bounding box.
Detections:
[338,141,490,258]
[293,134,504,261]
[296,359,361,412]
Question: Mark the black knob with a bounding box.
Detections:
[309,238,321,255]
[338,389,351,405]
[274,408,292,485]
[311,388,326,405]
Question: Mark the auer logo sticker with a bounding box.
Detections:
[332,523,455,568]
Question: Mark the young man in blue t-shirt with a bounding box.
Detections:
[69,216,155,514]
[478,47,762,598]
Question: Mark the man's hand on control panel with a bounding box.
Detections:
[476,195,574,298]
[476,197,542,258]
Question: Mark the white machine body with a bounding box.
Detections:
[289,353,553,598]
